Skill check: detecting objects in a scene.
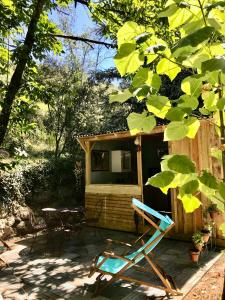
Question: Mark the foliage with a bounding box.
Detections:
[110,0,225,234]
[0,157,84,208]
[192,231,204,245]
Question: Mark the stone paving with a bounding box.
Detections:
[0,228,222,300]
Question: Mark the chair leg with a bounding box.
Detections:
[93,275,117,297]
[144,253,181,296]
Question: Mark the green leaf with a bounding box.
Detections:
[199,170,218,189]
[178,194,201,213]
[127,112,156,135]
[164,121,188,141]
[117,21,146,47]
[181,75,203,97]
[109,89,133,103]
[158,4,177,18]
[114,43,144,76]
[165,107,186,121]
[202,58,225,74]
[202,91,218,111]
[184,117,200,139]
[168,7,193,30]
[199,107,211,115]
[156,58,181,81]
[179,180,199,197]
[178,95,199,111]
[147,171,175,188]
[133,85,151,100]
[172,27,215,58]
[132,68,161,91]
[167,155,196,174]
[146,95,171,119]
[217,97,225,110]
[219,182,225,199]
[219,222,225,235]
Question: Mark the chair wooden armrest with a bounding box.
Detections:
[106,239,132,247]
[103,251,134,263]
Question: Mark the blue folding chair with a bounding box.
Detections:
[89,198,182,297]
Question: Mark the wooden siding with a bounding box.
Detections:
[85,184,141,232]
[170,120,225,245]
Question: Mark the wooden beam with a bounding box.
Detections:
[85,141,92,185]
[77,138,87,152]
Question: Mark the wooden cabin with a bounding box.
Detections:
[77,119,225,247]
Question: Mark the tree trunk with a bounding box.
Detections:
[0,0,45,146]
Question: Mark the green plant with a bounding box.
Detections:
[192,231,204,246]
[110,0,225,236]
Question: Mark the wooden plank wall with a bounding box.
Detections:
[170,120,225,245]
[85,185,141,232]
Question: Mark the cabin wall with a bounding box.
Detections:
[85,184,141,232]
[170,120,225,245]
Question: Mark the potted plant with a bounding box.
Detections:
[201,224,212,243]
[189,248,200,263]
[206,204,219,220]
[192,231,204,251]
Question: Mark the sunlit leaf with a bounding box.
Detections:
[184,117,200,139]
[167,155,196,174]
[147,95,171,119]
[178,194,201,213]
[147,171,175,188]
[127,112,156,135]
[114,43,144,76]
[157,58,181,81]
[164,121,188,141]
[109,89,133,103]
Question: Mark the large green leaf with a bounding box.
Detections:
[199,170,218,189]
[178,194,201,213]
[109,89,133,103]
[181,75,203,97]
[156,58,181,81]
[133,85,151,100]
[165,107,186,121]
[172,26,215,58]
[114,43,144,76]
[202,58,225,74]
[127,112,156,135]
[184,117,200,139]
[164,121,188,141]
[202,91,218,111]
[178,95,199,111]
[167,155,196,174]
[147,171,175,188]
[132,68,161,90]
[179,180,199,197]
[146,95,171,119]
[117,21,146,47]
[217,97,225,110]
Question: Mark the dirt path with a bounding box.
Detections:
[184,254,225,300]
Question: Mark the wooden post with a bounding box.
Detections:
[86,141,92,185]
[136,135,143,187]
[136,135,144,232]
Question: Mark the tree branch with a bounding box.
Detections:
[74,0,90,6]
[52,34,116,49]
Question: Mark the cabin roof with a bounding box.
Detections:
[77,124,166,142]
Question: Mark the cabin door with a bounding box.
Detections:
[142,134,172,216]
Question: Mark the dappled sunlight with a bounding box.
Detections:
[0,228,222,299]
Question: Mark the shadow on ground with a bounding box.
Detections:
[0,228,222,300]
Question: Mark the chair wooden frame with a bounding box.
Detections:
[88,198,182,297]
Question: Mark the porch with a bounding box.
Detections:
[0,228,222,299]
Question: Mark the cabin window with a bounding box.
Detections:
[91,150,109,171]
[91,138,137,184]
